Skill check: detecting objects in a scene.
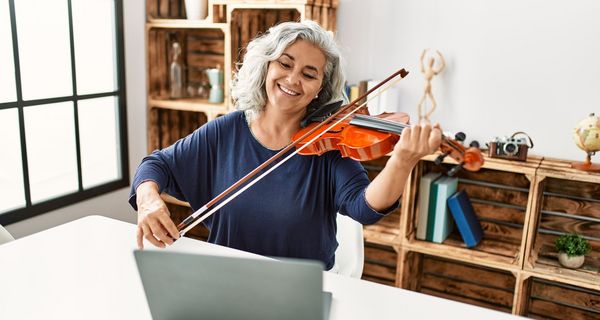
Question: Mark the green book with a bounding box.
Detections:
[425,179,440,241]
[416,172,442,240]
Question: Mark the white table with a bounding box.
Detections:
[0,215,525,319]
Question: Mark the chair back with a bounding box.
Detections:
[0,224,15,245]
[331,213,364,278]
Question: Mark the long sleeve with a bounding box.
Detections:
[128,122,215,211]
[332,157,399,225]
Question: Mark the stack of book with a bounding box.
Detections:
[416,173,483,247]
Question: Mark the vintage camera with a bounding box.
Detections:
[488,134,531,161]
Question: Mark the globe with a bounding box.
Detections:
[572,113,600,171]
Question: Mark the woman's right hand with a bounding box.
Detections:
[135,181,180,249]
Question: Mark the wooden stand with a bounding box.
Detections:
[571,153,600,172]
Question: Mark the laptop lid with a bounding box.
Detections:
[134,250,325,320]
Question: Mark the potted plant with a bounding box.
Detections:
[555,233,592,269]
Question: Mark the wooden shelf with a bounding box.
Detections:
[405,238,521,271]
[149,97,228,115]
[147,20,228,29]
[399,251,518,314]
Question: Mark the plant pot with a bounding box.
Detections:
[185,0,208,20]
[558,252,585,269]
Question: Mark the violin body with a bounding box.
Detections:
[294,120,399,161]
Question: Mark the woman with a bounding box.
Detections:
[130,20,441,270]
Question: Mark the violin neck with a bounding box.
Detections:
[350,115,464,154]
[349,114,409,134]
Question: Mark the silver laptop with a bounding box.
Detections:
[134,250,332,320]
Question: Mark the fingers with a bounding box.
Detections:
[141,223,164,248]
[138,214,176,248]
[148,218,174,246]
[395,123,441,161]
[136,197,178,249]
[158,214,180,241]
[137,226,144,250]
[429,123,443,152]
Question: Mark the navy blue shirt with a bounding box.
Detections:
[129,111,396,269]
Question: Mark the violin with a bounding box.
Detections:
[176,68,483,235]
[294,109,484,174]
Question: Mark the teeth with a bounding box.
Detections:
[278,84,299,96]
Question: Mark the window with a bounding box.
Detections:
[0,0,128,224]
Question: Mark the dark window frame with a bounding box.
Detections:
[0,0,129,225]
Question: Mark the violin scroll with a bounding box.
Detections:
[439,135,484,176]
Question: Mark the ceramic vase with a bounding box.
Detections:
[185,0,208,20]
[558,252,585,269]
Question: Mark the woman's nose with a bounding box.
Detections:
[285,71,301,85]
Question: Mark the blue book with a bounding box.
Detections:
[447,190,483,248]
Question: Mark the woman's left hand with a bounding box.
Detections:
[365,122,442,212]
[389,122,442,169]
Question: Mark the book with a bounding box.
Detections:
[426,176,458,243]
[349,85,359,103]
[357,80,368,107]
[378,86,400,113]
[447,190,483,248]
[416,172,442,240]
[367,80,380,115]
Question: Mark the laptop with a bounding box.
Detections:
[134,250,332,320]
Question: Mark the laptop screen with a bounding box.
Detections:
[134,250,328,320]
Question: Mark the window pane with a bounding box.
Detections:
[0,0,16,103]
[15,0,72,100]
[0,109,25,213]
[72,0,117,95]
[25,102,78,203]
[79,96,121,189]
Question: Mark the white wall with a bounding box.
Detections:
[8,0,600,236]
[337,0,600,161]
[6,0,146,238]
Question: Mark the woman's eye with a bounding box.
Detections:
[304,73,317,79]
[279,61,291,69]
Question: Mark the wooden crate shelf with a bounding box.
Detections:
[147,20,228,29]
[149,97,228,116]
[148,108,208,152]
[402,155,540,270]
[524,277,600,320]
[362,241,397,287]
[147,0,187,20]
[525,158,600,290]
[399,251,517,314]
[361,156,401,247]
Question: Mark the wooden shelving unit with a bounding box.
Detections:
[145,1,598,318]
[363,153,600,317]
[145,0,338,154]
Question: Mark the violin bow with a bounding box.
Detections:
[177,68,409,236]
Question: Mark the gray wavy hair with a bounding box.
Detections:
[230,20,346,123]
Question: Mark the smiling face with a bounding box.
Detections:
[264,39,326,118]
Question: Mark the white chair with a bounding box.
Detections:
[0,224,15,245]
[331,213,364,278]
